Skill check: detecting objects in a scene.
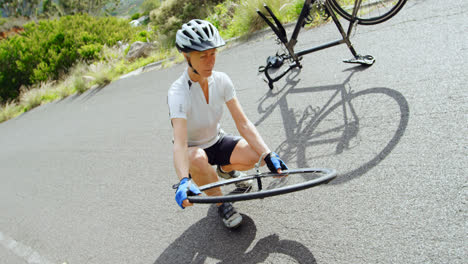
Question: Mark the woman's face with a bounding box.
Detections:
[186,48,217,78]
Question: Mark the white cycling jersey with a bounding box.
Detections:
[167,69,236,148]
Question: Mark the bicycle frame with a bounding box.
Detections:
[257,0,372,88]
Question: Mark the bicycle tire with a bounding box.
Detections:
[328,0,407,25]
[187,168,336,204]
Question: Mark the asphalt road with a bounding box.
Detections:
[0,0,466,263]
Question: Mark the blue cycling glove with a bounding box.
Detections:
[175,177,201,209]
[264,152,288,173]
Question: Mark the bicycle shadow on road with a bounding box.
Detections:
[154,205,317,264]
[256,66,410,185]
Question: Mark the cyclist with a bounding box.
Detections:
[168,19,288,228]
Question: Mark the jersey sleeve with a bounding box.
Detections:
[220,72,236,102]
[167,88,188,119]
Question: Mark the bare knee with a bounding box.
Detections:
[188,148,209,172]
[188,148,218,187]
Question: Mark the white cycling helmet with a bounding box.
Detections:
[176,19,225,53]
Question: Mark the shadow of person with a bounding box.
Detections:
[155,205,316,264]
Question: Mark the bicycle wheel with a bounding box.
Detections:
[187,168,336,204]
[328,0,407,25]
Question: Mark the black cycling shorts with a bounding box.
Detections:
[203,134,242,166]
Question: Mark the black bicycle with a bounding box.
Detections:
[258,0,407,88]
[187,155,337,204]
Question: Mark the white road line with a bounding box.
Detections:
[0,231,56,264]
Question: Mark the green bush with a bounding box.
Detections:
[0,14,151,103]
[228,0,302,37]
[205,1,239,38]
[206,0,304,39]
[150,0,224,46]
[135,30,151,42]
[78,43,103,60]
[131,13,141,20]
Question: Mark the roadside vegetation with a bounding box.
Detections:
[0,0,329,123]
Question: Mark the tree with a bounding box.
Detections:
[0,0,40,17]
[41,0,60,18]
[57,0,120,16]
[0,0,120,18]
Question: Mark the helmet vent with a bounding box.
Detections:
[195,30,203,39]
[208,25,214,36]
[203,27,211,38]
[182,30,192,39]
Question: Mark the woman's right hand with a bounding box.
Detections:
[175,177,201,209]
